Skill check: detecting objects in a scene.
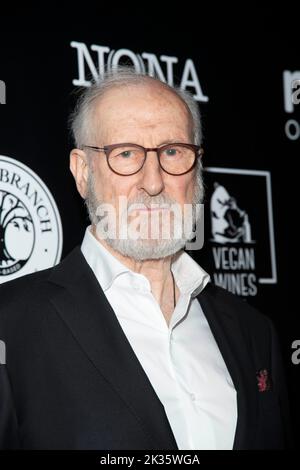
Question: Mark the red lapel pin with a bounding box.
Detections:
[256,369,272,392]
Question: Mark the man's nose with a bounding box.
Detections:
[138,150,165,196]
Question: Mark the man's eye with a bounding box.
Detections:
[165,148,177,156]
[119,151,132,158]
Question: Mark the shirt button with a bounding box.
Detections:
[190,393,196,401]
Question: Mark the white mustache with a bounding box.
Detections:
[127,195,178,213]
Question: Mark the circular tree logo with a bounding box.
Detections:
[0,190,35,273]
[0,155,63,283]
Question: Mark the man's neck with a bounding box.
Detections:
[90,225,179,322]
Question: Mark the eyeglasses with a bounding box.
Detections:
[81,142,203,176]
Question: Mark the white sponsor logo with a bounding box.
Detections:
[71,41,209,103]
[0,340,5,365]
[0,80,6,104]
[0,155,63,283]
[283,70,300,141]
[210,183,254,244]
[291,340,300,365]
[204,167,277,296]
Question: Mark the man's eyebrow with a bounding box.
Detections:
[157,139,186,146]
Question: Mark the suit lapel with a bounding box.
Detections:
[197,284,258,449]
[47,246,258,450]
[47,246,178,450]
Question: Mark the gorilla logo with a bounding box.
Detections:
[210,183,253,243]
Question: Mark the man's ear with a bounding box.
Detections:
[69,148,89,199]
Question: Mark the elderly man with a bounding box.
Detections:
[0,67,291,450]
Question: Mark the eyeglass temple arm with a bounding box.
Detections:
[81,145,105,152]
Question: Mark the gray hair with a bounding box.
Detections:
[69,66,203,148]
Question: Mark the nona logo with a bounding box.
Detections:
[70,41,209,103]
[0,155,63,283]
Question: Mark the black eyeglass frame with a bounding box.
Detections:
[81,142,204,176]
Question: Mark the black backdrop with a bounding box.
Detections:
[0,4,299,446]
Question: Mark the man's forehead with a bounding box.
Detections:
[94,83,189,117]
[94,101,190,142]
[88,83,192,143]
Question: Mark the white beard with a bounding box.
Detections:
[85,166,204,261]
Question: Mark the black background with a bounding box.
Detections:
[0,3,299,446]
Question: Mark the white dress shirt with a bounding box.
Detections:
[81,226,237,450]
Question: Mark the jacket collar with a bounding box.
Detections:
[48,246,257,450]
[199,285,258,449]
[48,246,178,449]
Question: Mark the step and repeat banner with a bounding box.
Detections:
[0,8,299,442]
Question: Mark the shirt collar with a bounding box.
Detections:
[81,225,210,296]
[171,249,210,296]
[81,225,130,291]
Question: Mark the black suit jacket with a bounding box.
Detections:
[0,246,292,449]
